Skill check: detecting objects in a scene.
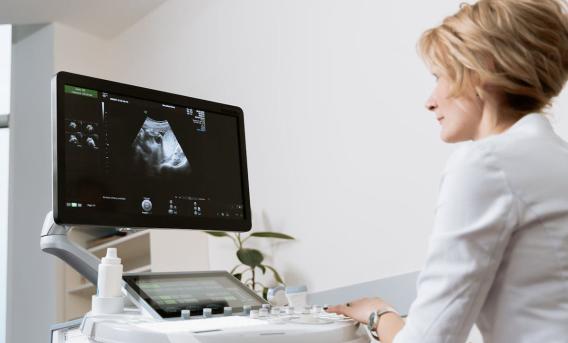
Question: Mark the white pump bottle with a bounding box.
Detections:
[91,248,124,314]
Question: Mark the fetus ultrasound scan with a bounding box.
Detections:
[56,74,249,229]
[132,118,192,177]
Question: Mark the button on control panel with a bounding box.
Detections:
[141,199,153,212]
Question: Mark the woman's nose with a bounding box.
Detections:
[425,97,437,111]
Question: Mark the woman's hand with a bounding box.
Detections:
[326,297,405,343]
[324,297,391,324]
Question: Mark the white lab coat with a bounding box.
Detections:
[394,113,568,343]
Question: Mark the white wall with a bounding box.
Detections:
[53,22,112,78]
[90,0,452,293]
[39,0,443,299]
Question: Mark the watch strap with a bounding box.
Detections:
[368,306,400,338]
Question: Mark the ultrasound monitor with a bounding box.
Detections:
[52,72,251,231]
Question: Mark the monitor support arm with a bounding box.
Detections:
[40,211,152,316]
[40,211,100,285]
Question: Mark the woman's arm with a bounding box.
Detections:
[394,144,520,343]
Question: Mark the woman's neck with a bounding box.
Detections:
[473,105,518,141]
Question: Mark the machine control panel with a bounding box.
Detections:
[123,271,268,319]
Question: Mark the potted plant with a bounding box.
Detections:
[205,230,295,299]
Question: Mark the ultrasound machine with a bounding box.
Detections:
[42,72,369,343]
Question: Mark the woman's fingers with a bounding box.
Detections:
[324,297,386,324]
[324,304,347,315]
[326,304,356,318]
[326,298,363,311]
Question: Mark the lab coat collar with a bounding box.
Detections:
[506,113,553,135]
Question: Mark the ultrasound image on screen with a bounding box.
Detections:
[132,117,192,177]
[60,82,246,226]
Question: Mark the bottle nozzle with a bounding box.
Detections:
[101,248,121,264]
[106,248,117,258]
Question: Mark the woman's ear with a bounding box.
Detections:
[474,85,484,100]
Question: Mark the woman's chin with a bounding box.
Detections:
[440,130,452,143]
[440,130,464,143]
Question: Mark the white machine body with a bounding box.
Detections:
[57,308,370,343]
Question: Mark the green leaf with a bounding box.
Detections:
[236,248,264,268]
[264,265,284,284]
[249,232,295,240]
[258,265,266,274]
[205,231,229,237]
[233,273,242,281]
[262,287,269,300]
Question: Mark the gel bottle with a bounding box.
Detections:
[92,248,124,314]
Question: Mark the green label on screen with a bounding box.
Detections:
[64,85,98,98]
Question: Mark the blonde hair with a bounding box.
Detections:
[419,0,568,117]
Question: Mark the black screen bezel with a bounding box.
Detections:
[53,71,251,232]
[123,271,268,318]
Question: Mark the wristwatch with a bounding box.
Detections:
[367,306,399,340]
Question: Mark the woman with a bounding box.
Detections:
[326,1,568,342]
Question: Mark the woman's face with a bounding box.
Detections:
[425,71,484,143]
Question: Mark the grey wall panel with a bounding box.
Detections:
[7,24,56,343]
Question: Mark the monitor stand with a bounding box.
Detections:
[40,211,101,285]
[40,211,146,313]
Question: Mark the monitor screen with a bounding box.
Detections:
[53,72,251,231]
[123,271,267,318]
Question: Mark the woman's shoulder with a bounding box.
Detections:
[443,120,554,175]
[440,138,516,195]
[453,114,567,169]
[442,122,568,194]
